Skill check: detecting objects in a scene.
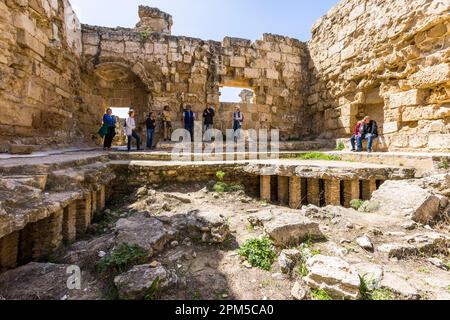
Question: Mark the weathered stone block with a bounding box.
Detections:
[8,144,34,155]
[244,68,260,79]
[63,203,77,243]
[0,231,19,271]
[371,180,441,224]
[389,89,427,108]
[428,134,450,150]
[408,64,450,89]
[260,176,271,202]
[278,176,289,205]
[383,122,400,134]
[230,56,246,68]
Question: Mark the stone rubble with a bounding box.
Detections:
[303,255,361,300]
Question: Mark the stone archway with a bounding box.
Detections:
[80,62,152,144]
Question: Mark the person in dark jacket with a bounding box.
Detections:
[102,108,116,150]
[357,116,379,153]
[203,105,215,142]
[145,112,156,150]
[183,105,196,141]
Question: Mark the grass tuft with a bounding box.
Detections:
[311,288,332,300]
[297,152,342,161]
[97,243,148,275]
[371,289,394,301]
[336,140,346,151]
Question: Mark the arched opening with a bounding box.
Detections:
[81,63,151,146]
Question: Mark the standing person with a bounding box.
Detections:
[146,112,156,150]
[102,108,116,151]
[233,106,244,142]
[161,106,172,141]
[350,120,364,152]
[125,109,142,152]
[203,105,215,142]
[183,105,196,141]
[362,116,379,153]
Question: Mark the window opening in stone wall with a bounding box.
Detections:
[219,86,255,103]
[110,107,131,119]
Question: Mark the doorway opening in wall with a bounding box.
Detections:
[219,86,255,103]
[110,107,130,120]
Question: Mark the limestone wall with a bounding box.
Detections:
[307,0,450,151]
[80,22,311,141]
[0,0,84,151]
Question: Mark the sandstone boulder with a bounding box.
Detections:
[168,209,230,243]
[356,235,374,252]
[354,263,384,291]
[0,262,98,300]
[263,213,322,247]
[378,243,418,259]
[115,214,177,256]
[278,249,301,274]
[291,281,308,300]
[303,255,361,300]
[370,180,441,224]
[114,264,179,300]
[380,272,420,300]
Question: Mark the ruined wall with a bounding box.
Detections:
[0,0,85,151]
[308,0,450,151]
[80,15,311,141]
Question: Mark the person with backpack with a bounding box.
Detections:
[145,112,156,150]
[203,105,215,142]
[233,106,244,142]
[183,105,196,141]
[125,109,142,152]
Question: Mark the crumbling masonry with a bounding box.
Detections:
[0,0,448,152]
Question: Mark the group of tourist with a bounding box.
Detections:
[100,105,245,152]
[350,116,378,153]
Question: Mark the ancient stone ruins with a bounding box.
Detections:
[0,0,449,301]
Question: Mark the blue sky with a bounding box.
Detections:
[71,0,338,42]
[71,0,338,104]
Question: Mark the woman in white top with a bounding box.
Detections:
[125,109,142,152]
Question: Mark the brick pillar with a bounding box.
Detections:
[32,210,63,260]
[260,176,271,202]
[91,191,97,221]
[307,178,321,206]
[343,180,360,208]
[361,179,377,200]
[325,179,341,206]
[277,176,289,205]
[0,231,19,271]
[76,193,92,235]
[63,203,77,243]
[97,186,106,212]
[289,177,302,209]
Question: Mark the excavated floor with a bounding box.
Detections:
[0,148,449,300]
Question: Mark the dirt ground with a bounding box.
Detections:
[86,181,450,300]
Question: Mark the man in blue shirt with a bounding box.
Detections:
[183,105,196,141]
[102,108,116,150]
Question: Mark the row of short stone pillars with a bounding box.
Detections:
[0,186,106,272]
[260,176,382,209]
